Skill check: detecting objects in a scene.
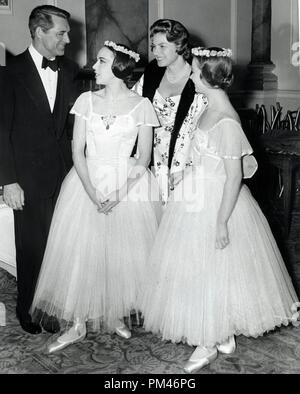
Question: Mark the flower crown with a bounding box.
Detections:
[104,41,140,63]
[192,47,233,58]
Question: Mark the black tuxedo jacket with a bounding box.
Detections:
[0,50,79,198]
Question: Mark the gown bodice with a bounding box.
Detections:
[70,91,159,196]
[72,92,157,163]
[171,118,258,210]
[152,90,180,131]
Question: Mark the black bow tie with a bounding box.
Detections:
[42,57,59,72]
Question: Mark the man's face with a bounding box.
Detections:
[39,15,70,59]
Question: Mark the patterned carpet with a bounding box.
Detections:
[0,268,300,374]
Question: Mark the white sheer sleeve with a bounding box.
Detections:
[132,98,160,128]
[70,91,92,121]
[211,119,258,178]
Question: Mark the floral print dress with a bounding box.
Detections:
[134,75,208,203]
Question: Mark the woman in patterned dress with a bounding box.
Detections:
[134,19,207,204]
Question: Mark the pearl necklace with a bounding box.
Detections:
[165,63,191,84]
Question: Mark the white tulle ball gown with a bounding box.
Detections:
[141,119,299,348]
[30,92,161,332]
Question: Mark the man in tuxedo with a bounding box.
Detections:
[0,5,79,334]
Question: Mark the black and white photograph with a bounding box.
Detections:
[0,0,300,378]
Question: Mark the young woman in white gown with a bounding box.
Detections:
[30,41,161,352]
[141,47,299,373]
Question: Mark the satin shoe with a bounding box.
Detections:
[184,346,218,373]
[216,336,236,354]
[48,320,86,354]
[115,324,131,339]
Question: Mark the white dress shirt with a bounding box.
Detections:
[29,44,58,112]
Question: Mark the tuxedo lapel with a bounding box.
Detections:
[18,50,52,117]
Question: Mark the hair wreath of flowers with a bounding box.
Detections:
[192,47,233,58]
[104,41,140,63]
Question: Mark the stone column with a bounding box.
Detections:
[247,0,278,90]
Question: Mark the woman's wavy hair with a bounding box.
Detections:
[104,43,136,84]
[150,19,191,61]
[193,47,234,90]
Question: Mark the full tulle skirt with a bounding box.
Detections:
[140,171,299,347]
[31,166,161,332]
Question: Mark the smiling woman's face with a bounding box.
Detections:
[151,32,180,68]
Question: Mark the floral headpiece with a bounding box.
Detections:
[104,41,140,63]
[192,47,233,58]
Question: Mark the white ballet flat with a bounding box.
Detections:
[115,324,131,339]
[216,336,236,354]
[184,346,218,373]
[48,321,86,354]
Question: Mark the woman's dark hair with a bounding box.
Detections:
[150,19,191,61]
[29,5,70,39]
[104,43,137,84]
[193,47,234,90]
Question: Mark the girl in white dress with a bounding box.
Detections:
[141,47,299,373]
[30,41,161,352]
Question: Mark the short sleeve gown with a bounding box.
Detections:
[141,119,299,347]
[30,91,161,332]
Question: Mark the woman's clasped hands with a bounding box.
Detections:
[97,198,119,215]
[96,190,123,215]
[87,188,118,215]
